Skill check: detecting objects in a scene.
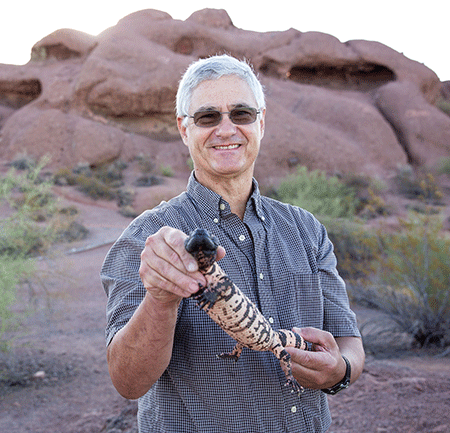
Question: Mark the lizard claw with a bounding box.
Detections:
[285,378,304,395]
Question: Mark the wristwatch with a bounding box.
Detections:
[321,355,351,395]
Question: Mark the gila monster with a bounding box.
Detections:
[185,228,306,394]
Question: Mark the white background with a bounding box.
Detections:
[1,1,448,81]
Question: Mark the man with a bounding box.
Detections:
[102,54,365,432]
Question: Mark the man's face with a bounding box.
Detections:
[177,75,265,185]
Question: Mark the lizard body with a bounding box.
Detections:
[185,228,306,394]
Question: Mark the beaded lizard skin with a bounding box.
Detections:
[185,228,306,394]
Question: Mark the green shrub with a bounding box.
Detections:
[272,166,360,218]
[438,157,450,176]
[0,157,57,257]
[0,257,34,349]
[323,219,378,283]
[160,164,174,177]
[0,162,50,346]
[353,213,450,348]
[135,155,155,174]
[55,161,128,201]
[436,97,450,117]
[0,158,86,347]
[74,174,117,200]
[93,160,127,186]
[394,168,443,204]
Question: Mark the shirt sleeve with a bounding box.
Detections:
[100,215,152,347]
[316,222,361,337]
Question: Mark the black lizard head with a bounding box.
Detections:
[185,228,219,272]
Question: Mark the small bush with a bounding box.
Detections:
[358,188,391,219]
[0,256,34,349]
[272,166,360,218]
[394,168,443,204]
[160,165,174,177]
[133,175,163,187]
[74,174,117,200]
[0,157,58,257]
[135,155,155,174]
[55,161,130,202]
[324,219,378,283]
[436,97,450,117]
[353,213,450,348]
[437,157,450,176]
[0,158,87,347]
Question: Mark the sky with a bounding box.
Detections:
[1,1,448,81]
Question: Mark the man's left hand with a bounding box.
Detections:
[284,327,348,390]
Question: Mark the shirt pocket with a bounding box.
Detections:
[270,272,323,330]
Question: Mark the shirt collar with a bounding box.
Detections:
[186,172,265,221]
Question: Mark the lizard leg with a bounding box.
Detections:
[278,348,304,395]
[217,342,244,362]
[192,267,233,312]
[273,332,305,395]
[192,285,219,312]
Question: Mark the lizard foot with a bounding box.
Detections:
[192,288,219,312]
[217,342,243,362]
[285,377,304,395]
[217,353,240,362]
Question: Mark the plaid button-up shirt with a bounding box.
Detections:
[101,173,360,433]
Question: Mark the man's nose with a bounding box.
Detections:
[214,114,237,135]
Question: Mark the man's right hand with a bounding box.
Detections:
[139,226,225,303]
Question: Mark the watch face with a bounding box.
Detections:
[326,382,349,395]
[337,381,350,393]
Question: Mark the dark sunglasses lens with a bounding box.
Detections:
[230,108,257,124]
[193,111,222,127]
[192,108,258,127]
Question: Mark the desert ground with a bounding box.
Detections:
[0,179,449,433]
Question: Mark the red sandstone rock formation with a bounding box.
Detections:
[0,8,449,184]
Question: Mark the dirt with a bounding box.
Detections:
[0,183,449,433]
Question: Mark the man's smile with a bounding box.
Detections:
[212,144,241,150]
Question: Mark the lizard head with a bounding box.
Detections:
[185,228,219,272]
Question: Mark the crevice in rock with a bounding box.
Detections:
[384,121,416,165]
[259,61,284,79]
[31,44,87,62]
[0,79,42,109]
[375,106,418,166]
[174,37,194,55]
[286,63,396,91]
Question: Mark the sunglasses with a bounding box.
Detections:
[186,107,260,127]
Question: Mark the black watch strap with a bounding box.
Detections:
[321,355,351,395]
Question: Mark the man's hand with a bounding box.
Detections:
[109,225,228,400]
[139,226,225,303]
[285,327,359,390]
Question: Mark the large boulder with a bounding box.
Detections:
[256,77,407,181]
[375,81,450,168]
[31,28,97,61]
[0,8,448,185]
[0,107,125,166]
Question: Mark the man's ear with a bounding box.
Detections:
[259,108,266,139]
[177,117,189,146]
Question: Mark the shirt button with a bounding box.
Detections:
[213,218,219,223]
[259,273,264,280]
[239,235,245,241]
[291,406,297,414]
[261,216,265,221]
[220,203,226,210]
[268,317,274,324]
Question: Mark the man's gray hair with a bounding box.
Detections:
[176,54,266,120]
